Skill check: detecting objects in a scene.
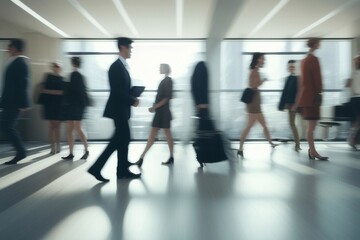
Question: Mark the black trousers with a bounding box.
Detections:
[90,118,130,175]
[0,108,26,156]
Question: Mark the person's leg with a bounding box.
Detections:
[163,128,174,157]
[348,98,360,149]
[74,120,88,152]
[307,120,317,153]
[288,110,300,149]
[66,121,75,155]
[48,121,55,153]
[257,113,277,147]
[90,119,120,171]
[140,127,159,159]
[116,119,131,175]
[239,114,257,151]
[1,108,26,158]
[161,128,175,165]
[115,119,140,178]
[54,121,61,153]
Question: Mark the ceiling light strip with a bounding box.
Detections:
[248,0,289,37]
[69,0,112,37]
[176,0,183,37]
[293,0,356,37]
[11,0,70,38]
[112,0,139,37]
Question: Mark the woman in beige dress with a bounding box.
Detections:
[238,52,278,157]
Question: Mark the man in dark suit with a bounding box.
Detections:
[88,37,141,182]
[0,39,30,164]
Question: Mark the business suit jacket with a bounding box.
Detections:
[103,59,135,120]
[278,75,298,110]
[0,57,30,109]
[298,54,323,107]
[65,71,88,107]
[90,58,135,175]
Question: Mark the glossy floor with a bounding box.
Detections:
[0,142,359,240]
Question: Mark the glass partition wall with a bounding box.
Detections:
[62,39,352,141]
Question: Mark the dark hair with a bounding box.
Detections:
[117,37,133,51]
[9,38,25,52]
[288,60,296,64]
[307,38,320,48]
[71,57,81,67]
[249,52,264,69]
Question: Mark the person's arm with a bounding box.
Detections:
[42,89,63,95]
[17,59,30,109]
[149,79,173,112]
[109,64,136,106]
[149,99,168,112]
[313,57,323,94]
[249,70,262,88]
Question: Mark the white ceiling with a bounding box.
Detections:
[0,0,359,39]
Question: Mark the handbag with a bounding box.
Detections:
[240,88,255,104]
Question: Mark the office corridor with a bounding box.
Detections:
[0,142,359,240]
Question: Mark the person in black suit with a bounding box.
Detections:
[61,57,89,160]
[278,60,301,152]
[88,37,141,182]
[0,39,30,164]
[191,61,211,122]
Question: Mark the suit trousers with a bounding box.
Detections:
[90,118,130,175]
[288,110,300,146]
[0,108,26,156]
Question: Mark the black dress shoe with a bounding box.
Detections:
[87,169,109,182]
[62,154,74,160]
[237,150,244,158]
[161,157,174,165]
[80,151,89,160]
[117,172,141,179]
[4,154,26,165]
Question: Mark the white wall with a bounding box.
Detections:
[24,33,64,142]
[0,18,25,38]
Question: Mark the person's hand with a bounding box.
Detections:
[291,104,298,112]
[148,107,155,113]
[132,98,139,107]
[197,104,209,109]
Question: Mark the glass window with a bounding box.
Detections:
[63,39,352,141]
[63,40,205,140]
[219,39,352,140]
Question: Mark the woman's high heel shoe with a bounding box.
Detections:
[62,154,74,160]
[133,158,144,167]
[308,149,328,161]
[237,150,244,158]
[162,157,174,165]
[295,145,302,152]
[197,159,206,168]
[308,149,315,160]
[271,143,279,148]
[80,151,89,160]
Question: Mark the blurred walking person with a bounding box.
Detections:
[278,60,301,152]
[133,63,174,167]
[61,57,89,160]
[0,39,30,164]
[297,38,328,160]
